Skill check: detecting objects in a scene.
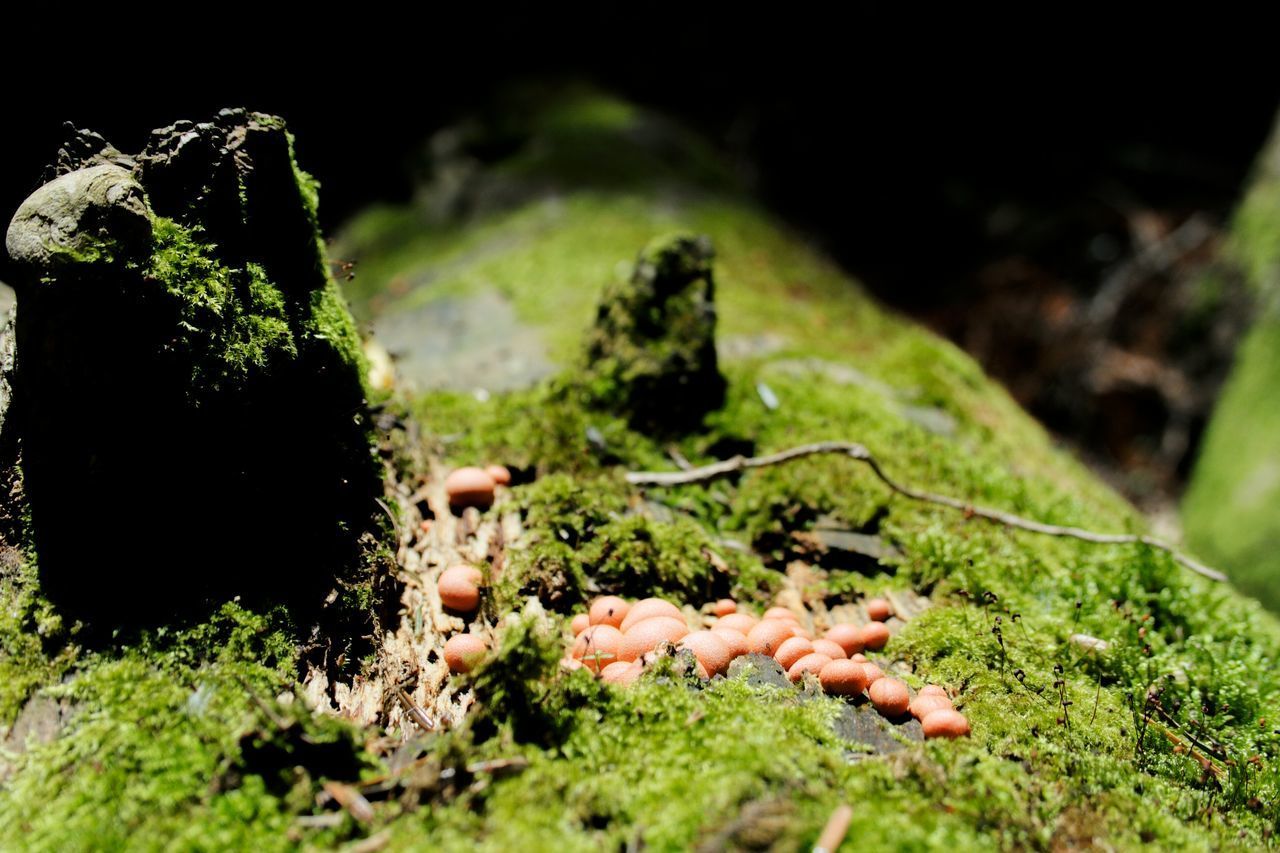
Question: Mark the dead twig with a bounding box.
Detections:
[396,688,436,731]
[624,441,1226,582]
[322,781,375,823]
[814,803,854,853]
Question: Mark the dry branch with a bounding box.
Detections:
[624,441,1226,582]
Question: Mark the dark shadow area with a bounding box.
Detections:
[2,20,1275,509]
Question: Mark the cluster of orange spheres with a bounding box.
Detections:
[563,595,970,739]
[443,464,512,511]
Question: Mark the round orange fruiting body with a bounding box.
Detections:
[823,624,865,656]
[774,637,815,670]
[679,630,734,677]
[571,613,590,635]
[910,693,954,720]
[589,595,631,628]
[860,662,884,684]
[711,627,749,660]
[438,565,483,612]
[620,616,689,662]
[716,613,758,634]
[868,678,910,717]
[764,607,800,622]
[819,659,868,696]
[601,661,642,686]
[713,599,737,616]
[444,467,496,510]
[811,638,848,660]
[860,621,891,651]
[484,464,512,486]
[620,598,683,632]
[865,597,893,621]
[443,634,487,674]
[746,620,795,657]
[921,708,971,739]
[572,625,624,673]
[788,653,833,682]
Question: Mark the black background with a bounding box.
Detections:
[3,15,1276,310]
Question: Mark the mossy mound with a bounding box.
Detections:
[1,92,1278,851]
[581,232,726,431]
[1184,116,1280,612]
[2,110,382,627]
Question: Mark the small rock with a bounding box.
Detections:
[727,653,790,691]
[830,702,924,754]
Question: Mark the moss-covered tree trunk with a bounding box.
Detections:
[3,111,383,628]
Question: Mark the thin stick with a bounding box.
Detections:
[814,803,854,853]
[396,687,436,731]
[624,441,1226,582]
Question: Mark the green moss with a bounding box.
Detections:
[1184,120,1280,612]
[494,472,774,614]
[145,218,299,394]
[327,91,1280,846]
[580,232,726,431]
[0,603,375,851]
[0,553,71,726]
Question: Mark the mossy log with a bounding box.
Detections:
[0,94,1278,851]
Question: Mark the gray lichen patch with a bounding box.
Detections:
[582,232,727,432]
[6,164,151,269]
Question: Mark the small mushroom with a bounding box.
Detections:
[819,659,868,696]
[823,624,865,656]
[619,616,689,661]
[589,595,631,628]
[620,598,683,631]
[787,653,832,683]
[438,565,483,613]
[444,467,496,510]
[859,622,891,651]
[443,634,488,674]
[921,709,971,739]
[868,678,910,717]
[774,636,815,670]
[865,598,893,622]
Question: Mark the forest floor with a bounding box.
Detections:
[0,91,1278,851]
